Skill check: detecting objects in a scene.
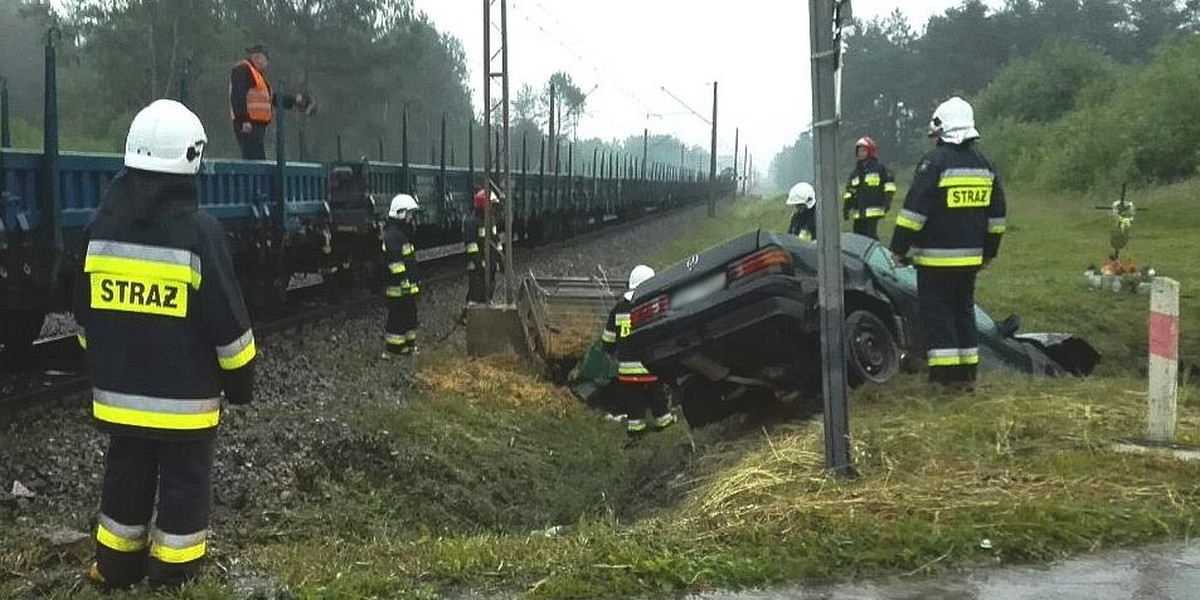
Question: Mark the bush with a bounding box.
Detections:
[976,39,1120,124]
[982,34,1200,192]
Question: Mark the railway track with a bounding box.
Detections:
[0,206,683,419]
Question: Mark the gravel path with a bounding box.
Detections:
[0,205,706,554]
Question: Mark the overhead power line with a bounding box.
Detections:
[659,86,711,126]
[509,0,658,114]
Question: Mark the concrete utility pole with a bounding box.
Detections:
[548,84,556,182]
[708,81,718,217]
[734,147,744,194]
[733,127,739,194]
[401,107,409,191]
[1,77,10,148]
[810,0,851,476]
[642,128,649,180]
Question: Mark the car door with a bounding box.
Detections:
[860,243,923,352]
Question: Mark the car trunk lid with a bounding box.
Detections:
[633,230,765,303]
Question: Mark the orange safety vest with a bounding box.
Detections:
[230,60,272,124]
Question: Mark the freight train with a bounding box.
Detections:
[1,145,732,352]
[0,36,733,353]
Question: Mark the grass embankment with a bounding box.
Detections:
[8,186,1199,599]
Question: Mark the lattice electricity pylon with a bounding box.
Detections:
[482,0,513,303]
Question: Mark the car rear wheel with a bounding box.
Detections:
[845,310,900,386]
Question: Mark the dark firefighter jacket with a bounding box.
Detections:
[383,221,419,299]
[229,61,297,127]
[889,141,1007,268]
[843,158,897,220]
[602,295,657,384]
[463,213,503,271]
[463,212,484,272]
[788,208,816,241]
[74,169,256,441]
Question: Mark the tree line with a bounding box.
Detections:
[771,0,1200,191]
[1,0,716,178]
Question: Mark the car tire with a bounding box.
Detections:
[845,310,901,386]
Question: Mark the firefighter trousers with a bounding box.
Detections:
[94,435,214,589]
[917,267,979,385]
[466,267,488,304]
[385,296,419,354]
[618,382,670,423]
[852,217,881,240]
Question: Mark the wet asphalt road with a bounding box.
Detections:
[688,541,1200,600]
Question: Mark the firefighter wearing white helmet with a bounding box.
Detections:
[80,99,256,590]
[889,96,1008,389]
[786,182,817,242]
[383,193,421,356]
[602,265,676,434]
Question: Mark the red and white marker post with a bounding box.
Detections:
[1148,277,1180,444]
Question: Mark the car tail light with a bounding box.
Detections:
[726,246,791,283]
[631,294,670,327]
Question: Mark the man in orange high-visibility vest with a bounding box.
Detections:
[228,44,313,160]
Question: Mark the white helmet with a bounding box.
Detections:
[786,182,816,209]
[388,193,419,219]
[628,264,655,291]
[929,96,979,145]
[124,99,207,175]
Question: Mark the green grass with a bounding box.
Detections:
[5,186,1200,599]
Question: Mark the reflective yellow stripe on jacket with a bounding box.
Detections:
[215,329,256,370]
[618,361,651,375]
[93,389,221,430]
[910,247,983,268]
[85,240,203,289]
[895,209,927,232]
[84,240,201,319]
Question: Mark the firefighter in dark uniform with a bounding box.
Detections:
[843,136,897,240]
[602,265,677,434]
[889,97,1007,388]
[76,100,256,590]
[383,194,420,356]
[464,188,502,305]
[228,44,313,160]
[464,189,489,304]
[786,181,817,242]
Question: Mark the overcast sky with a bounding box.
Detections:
[416,0,975,173]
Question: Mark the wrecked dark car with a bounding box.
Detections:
[623,230,1099,426]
